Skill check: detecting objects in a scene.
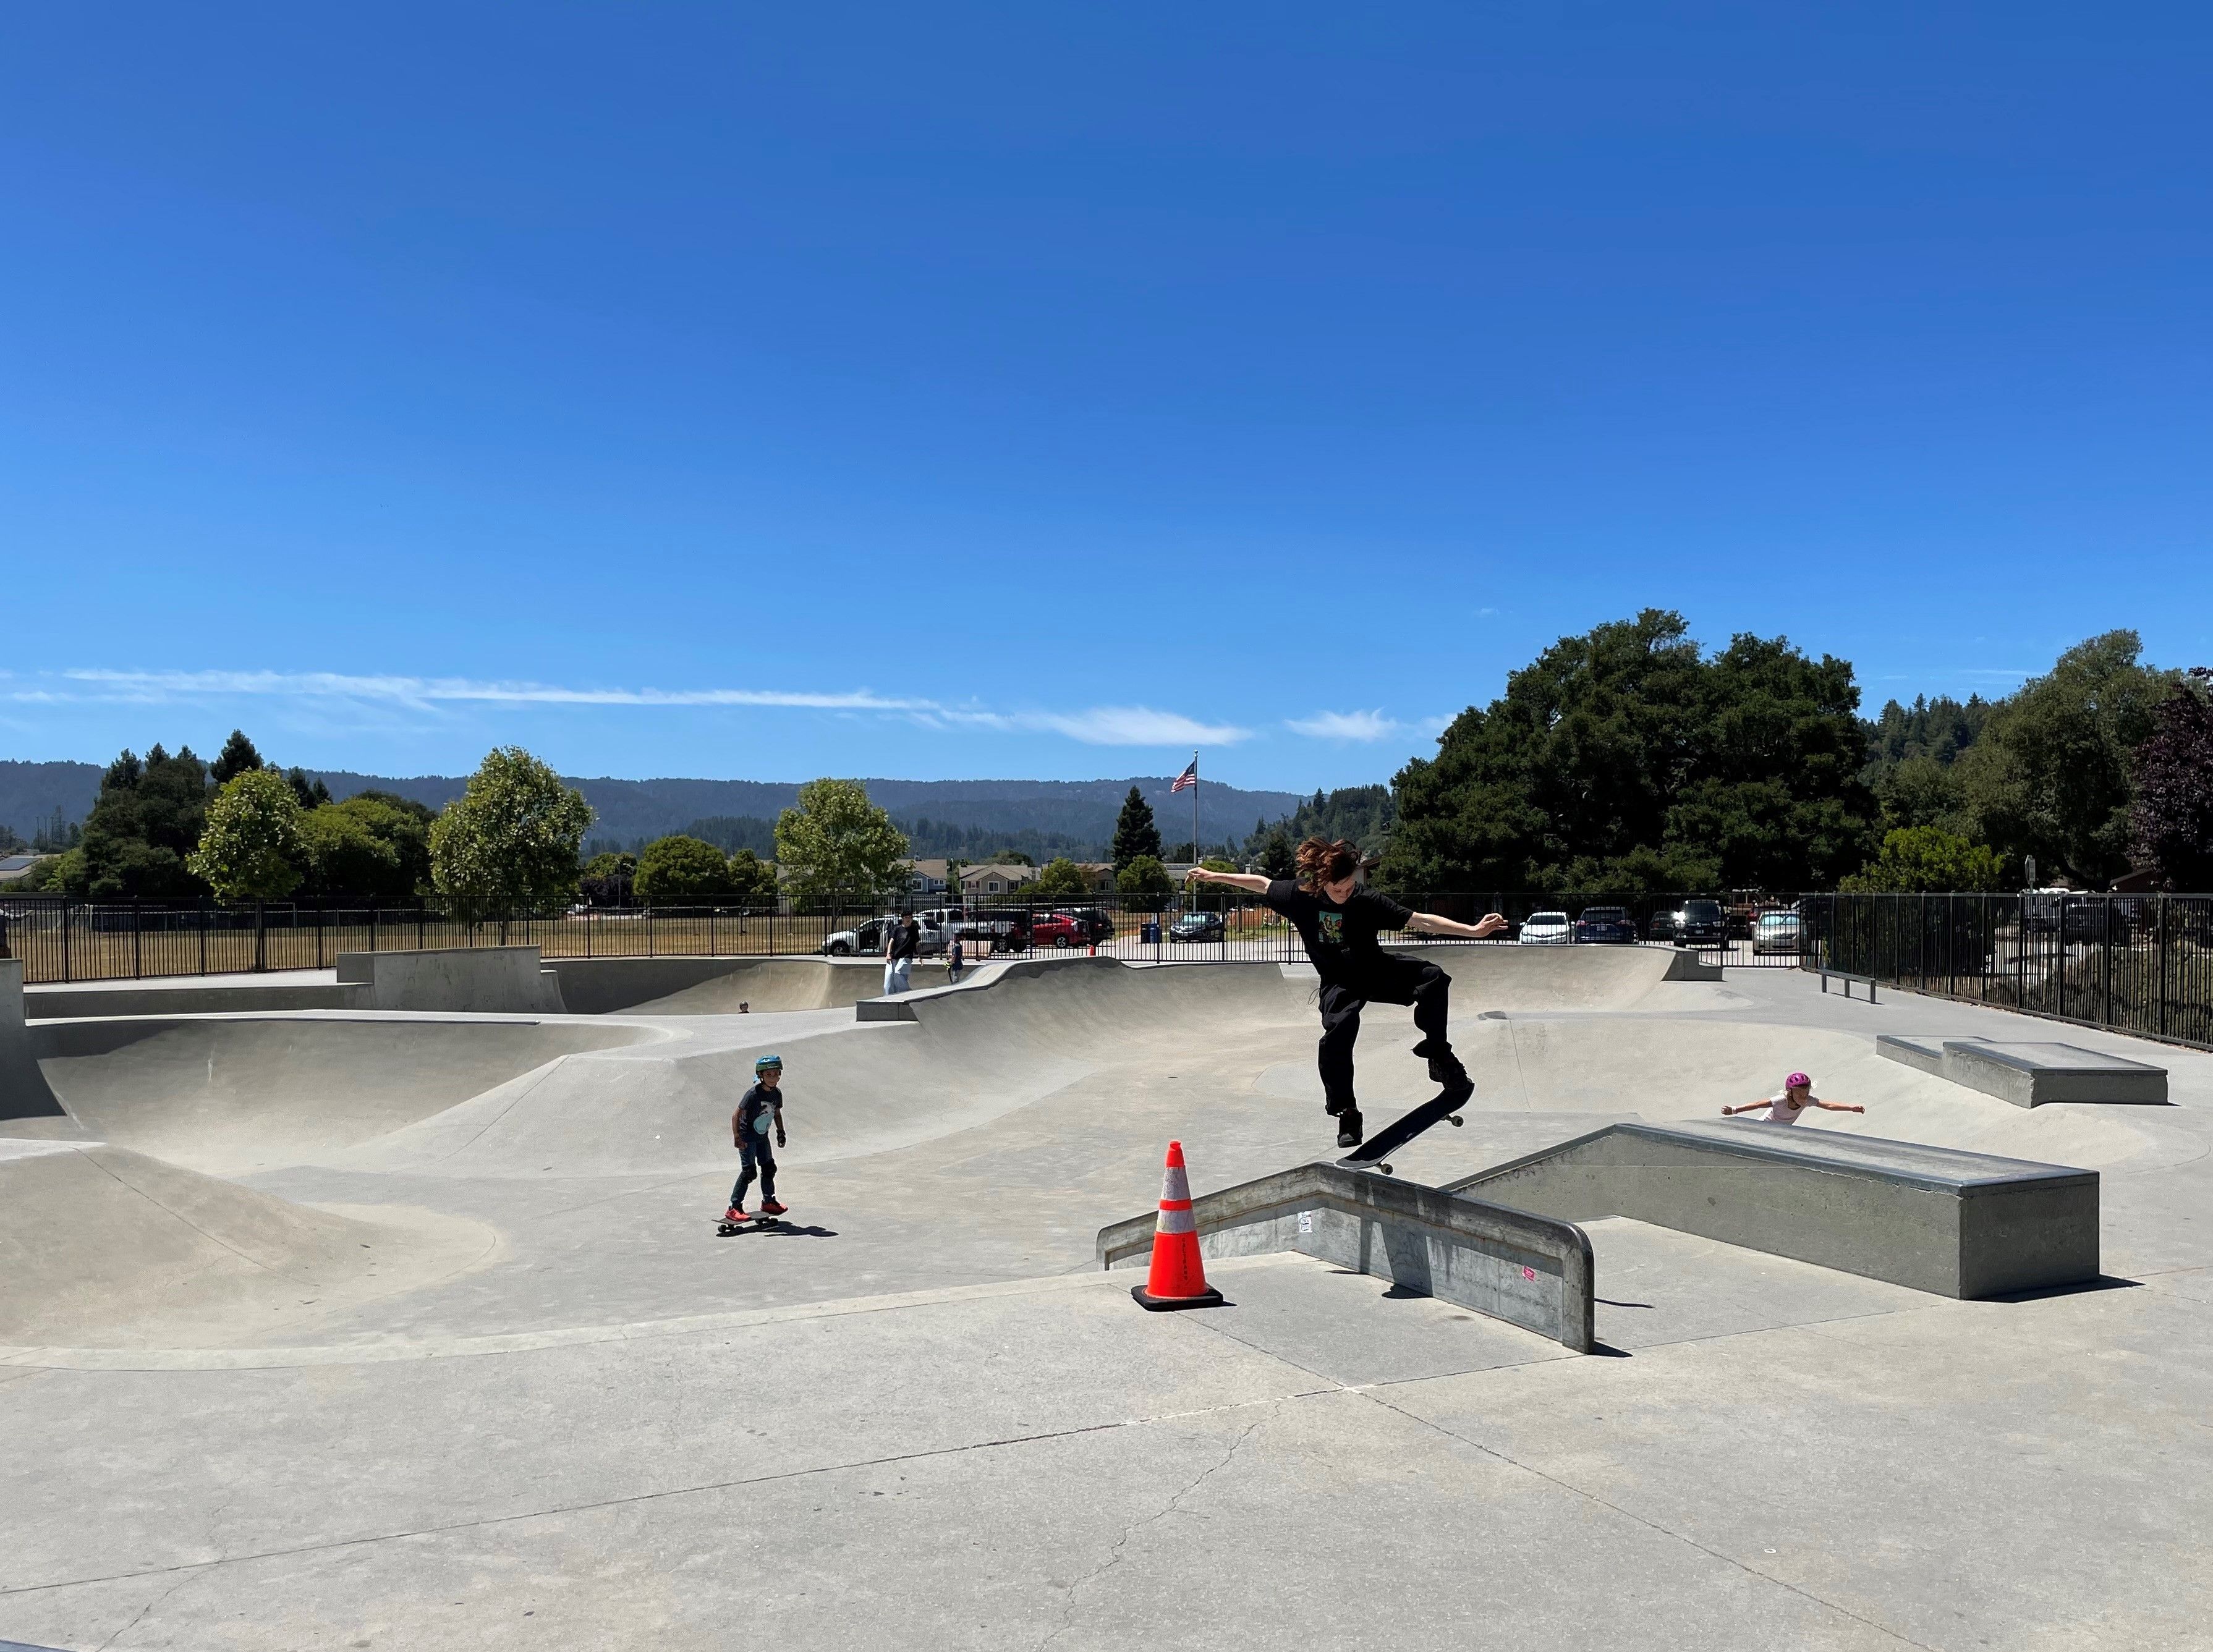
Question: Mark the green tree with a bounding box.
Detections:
[1383,611,1873,893]
[1029,856,1090,896]
[773,779,910,907]
[1874,755,1965,833]
[1115,854,1173,909]
[2129,668,2213,891]
[579,851,637,907]
[727,848,779,901]
[1953,632,2172,886]
[1839,826,2005,893]
[430,747,593,910]
[299,794,432,903]
[1111,786,1163,872]
[70,743,216,897]
[210,729,265,786]
[188,769,305,901]
[634,834,737,902]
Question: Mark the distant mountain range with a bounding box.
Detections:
[0,761,1306,861]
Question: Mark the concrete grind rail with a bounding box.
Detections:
[1097,1161,1596,1350]
[1449,1119,2099,1298]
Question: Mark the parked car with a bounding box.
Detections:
[1518,910,1572,946]
[1059,907,1118,944]
[1029,912,1087,948]
[1573,905,1638,945]
[822,915,945,957]
[1675,899,1727,947]
[1752,910,1804,955]
[1168,911,1226,943]
[1646,907,1678,943]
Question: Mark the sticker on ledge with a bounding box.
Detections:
[1521,1265,1537,1282]
[1298,1211,1314,1234]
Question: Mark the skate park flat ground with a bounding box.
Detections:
[4,951,2212,1649]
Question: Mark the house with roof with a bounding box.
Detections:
[0,854,45,885]
[959,863,1037,898]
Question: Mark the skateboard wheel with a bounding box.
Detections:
[1378,1162,1393,1175]
[1449,1114,1463,1125]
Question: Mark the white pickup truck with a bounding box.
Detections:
[822,914,947,957]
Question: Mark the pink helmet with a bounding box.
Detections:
[1785,1071,1812,1090]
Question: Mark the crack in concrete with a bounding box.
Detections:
[1,1389,1323,1603]
[1356,1388,1944,1651]
[1035,1411,1266,1651]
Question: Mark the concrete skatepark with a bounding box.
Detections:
[2,944,2211,1648]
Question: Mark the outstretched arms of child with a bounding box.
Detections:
[1810,1098,1866,1113]
[1406,910,1511,940]
[1183,868,1271,894]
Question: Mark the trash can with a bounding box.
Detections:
[1140,921,1161,944]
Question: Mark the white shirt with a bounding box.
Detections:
[1759,1091,1818,1125]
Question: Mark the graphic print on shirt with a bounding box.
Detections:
[1318,911,1344,946]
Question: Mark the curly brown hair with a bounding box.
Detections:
[1294,836,1362,892]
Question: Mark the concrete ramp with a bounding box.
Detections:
[19,1016,656,1174]
[1386,944,1719,1010]
[336,946,566,1014]
[0,1139,495,1347]
[1097,1161,1594,1350]
[548,955,948,1014]
[1450,1120,2099,1298]
[1879,1035,2168,1106]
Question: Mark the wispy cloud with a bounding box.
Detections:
[35,669,1251,747]
[62,669,930,713]
[1286,710,1403,742]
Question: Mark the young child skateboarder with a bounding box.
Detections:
[1186,840,1508,1147]
[724,1054,789,1220]
[1722,1072,1864,1125]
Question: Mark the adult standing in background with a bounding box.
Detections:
[884,912,920,994]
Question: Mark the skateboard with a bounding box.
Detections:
[1334,1082,1472,1177]
[715,1211,790,1235]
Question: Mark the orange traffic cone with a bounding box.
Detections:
[1131,1140,1224,1311]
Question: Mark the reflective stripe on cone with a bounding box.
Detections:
[1132,1140,1225,1311]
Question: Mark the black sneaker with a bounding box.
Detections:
[1336,1108,1364,1149]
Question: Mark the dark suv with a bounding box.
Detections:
[1675,899,1727,947]
[1574,906,1638,945]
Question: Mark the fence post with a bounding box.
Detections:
[417,905,426,951]
[2157,896,2168,1039]
[253,900,267,973]
[133,900,143,979]
[62,898,72,983]
[648,903,656,958]
[2103,897,2113,1028]
[370,906,379,954]
[315,903,325,971]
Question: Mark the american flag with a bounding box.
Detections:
[1170,758,1199,793]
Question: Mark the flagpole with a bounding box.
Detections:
[1191,748,1200,866]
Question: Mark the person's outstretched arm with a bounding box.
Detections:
[1406,910,1509,940]
[1185,867,1271,894]
[1810,1098,1865,1113]
[1720,1100,1767,1116]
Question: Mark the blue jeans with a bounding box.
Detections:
[730,1135,777,1205]
[884,957,912,994]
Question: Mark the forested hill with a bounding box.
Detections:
[0,762,1300,860]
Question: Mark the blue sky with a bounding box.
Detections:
[3,3,2207,789]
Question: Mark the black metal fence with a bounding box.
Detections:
[0,889,1809,985]
[1808,892,2213,1050]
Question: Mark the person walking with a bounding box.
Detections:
[1185,839,1507,1148]
[724,1054,789,1221]
[948,928,966,985]
[884,913,919,995]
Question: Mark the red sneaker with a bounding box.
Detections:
[723,1205,745,1222]
[758,1199,788,1217]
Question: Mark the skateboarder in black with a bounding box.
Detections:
[724,1054,789,1221]
[1187,840,1506,1147]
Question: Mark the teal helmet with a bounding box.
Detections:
[754,1053,783,1074]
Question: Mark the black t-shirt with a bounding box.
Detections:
[737,1082,783,1144]
[1263,879,1414,985]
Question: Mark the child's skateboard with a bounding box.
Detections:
[715,1211,790,1235]
[1335,1082,1472,1177]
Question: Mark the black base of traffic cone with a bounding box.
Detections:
[1131,1283,1226,1311]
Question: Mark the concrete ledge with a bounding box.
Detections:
[0,962,67,1124]
[25,982,362,1019]
[1879,1035,2168,1107]
[334,947,566,1015]
[1450,1120,2098,1298]
[854,997,918,1022]
[1097,1162,1595,1351]
[1663,947,1725,981]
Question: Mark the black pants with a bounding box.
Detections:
[730,1135,776,1205]
[1316,958,1452,1115]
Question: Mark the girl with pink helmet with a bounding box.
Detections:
[1722,1071,1864,1125]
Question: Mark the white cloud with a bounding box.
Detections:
[39,669,1249,747]
[1286,710,1403,742]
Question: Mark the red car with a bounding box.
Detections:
[1029,913,1087,948]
